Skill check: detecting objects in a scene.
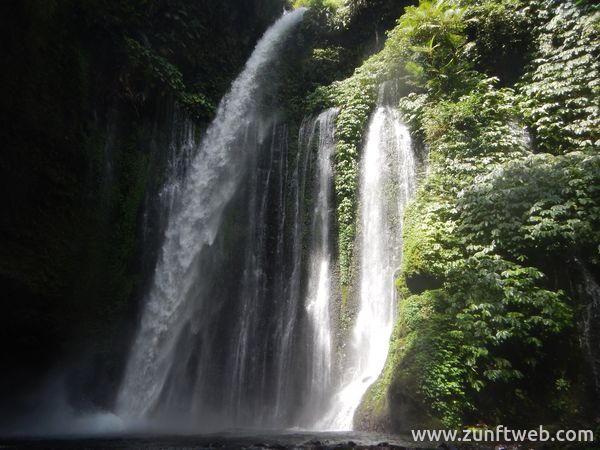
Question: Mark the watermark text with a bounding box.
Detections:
[411,425,595,443]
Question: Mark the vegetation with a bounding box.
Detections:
[516,0,600,153]
[293,0,345,10]
[349,0,600,431]
[1,0,599,435]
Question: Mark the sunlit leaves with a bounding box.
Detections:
[516,2,600,153]
[458,152,600,262]
[387,0,471,94]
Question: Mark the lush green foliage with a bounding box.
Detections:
[388,0,469,93]
[516,2,600,153]
[388,79,579,427]
[353,0,599,431]
[399,79,529,283]
[461,0,533,84]
[459,152,600,263]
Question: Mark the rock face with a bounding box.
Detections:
[353,294,443,433]
[355,375,437,434]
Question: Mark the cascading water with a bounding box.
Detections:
[303,109,338,421]
[118,6,414,431]
[117,9,308,429]
[320,84,417,430]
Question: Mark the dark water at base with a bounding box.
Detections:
[0,431,434,450]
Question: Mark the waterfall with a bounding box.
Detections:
[319,84,417,430]
[117,9,307,429]
[222,123,294,427]
[303,109,338,423]
[118,8,414,432]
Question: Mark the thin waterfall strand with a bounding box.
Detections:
[304,108,338,423]
[319,102,417,431]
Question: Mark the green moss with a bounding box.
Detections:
[357,290,467,429]
[329,74,379,285]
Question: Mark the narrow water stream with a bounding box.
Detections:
[320,87,417,430]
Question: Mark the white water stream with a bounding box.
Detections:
[304,109,338,420]
[319,96,417,430]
